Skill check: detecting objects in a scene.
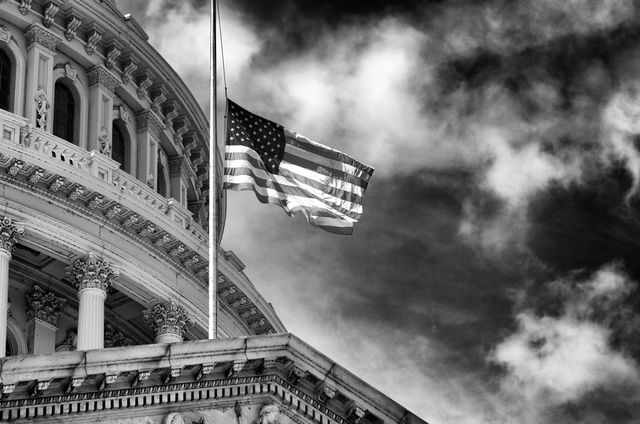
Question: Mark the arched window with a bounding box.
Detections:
[112,124,125,168]
[53,82,76,144]
[0,50,10,111]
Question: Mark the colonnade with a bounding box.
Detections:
[0,217,192,357]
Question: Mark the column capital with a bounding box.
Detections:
[144,300,192,341]
[25,285,65,326]
[104,323,127,348]
[0,217,24,255]
[66,252,118,292]
[24,24,61,53]
[87,65,119,95]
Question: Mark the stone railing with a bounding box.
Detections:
[0,109,206,256]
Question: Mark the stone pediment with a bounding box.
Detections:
[0,334,427,424]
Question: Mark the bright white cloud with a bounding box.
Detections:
[603,82,640,197]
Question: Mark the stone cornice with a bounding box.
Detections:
[24,24,61,52]
[87,65,119,95]
[0,335,425,424]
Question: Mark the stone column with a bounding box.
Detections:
[26,285,65,354]
[136,111,163,189]
[169,156,190,206]
[66,253,118,351]
[24,25,60,131]
[87,66,119,154]
[144,300,191,344]
[0,218,23,358]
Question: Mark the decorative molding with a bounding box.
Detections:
[68,185,84,200]
[256,403,281,424]
[98,132,110,156]
[104,44,121,70]
[31,380,50,397]
[105,204,121,219]
[121,55,137,85]
[150,86,167,115]
[25,285,65,326]
[121,213,139,227]
[138,223,155,238]
[183,136,197,158]
[66,252,118,292]
[48,176,66,192]
[85,30,101,55]
[87,66,119,94]
[18,0,32,16]
[316,384,336,403]
[227,360,245,378]
[87,194,104,209]
[287,366,307,385]
[256,358,277,374]
[347,404,366,424]
[173,117,189,145]
[144,300,192,339]
[0,25,11,44]
[20,124,38,148]
[154,234,171,247]
[0,217,24,255]
[133,370,151,387]
[104,323,126,348]
[65,377,84,394]
[34,94,48,129]
[163,101,179,127]
[168,156,190,180]
[42,2,59,28]
[165,412,186,424]
[0,373,358,424]
[136,72,152,99]
[168,243,185,257]
[28,168,44,184]
[24,24,61,52]
[64,16,81,42]
[135,110,164,140]
[116,104,130,123]
[64,63,77,81]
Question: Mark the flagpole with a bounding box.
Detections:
[208,0,218,339]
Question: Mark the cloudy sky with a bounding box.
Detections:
[118,1,640,423]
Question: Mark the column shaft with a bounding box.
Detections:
[76,287,106,350]
[0,251,10,357]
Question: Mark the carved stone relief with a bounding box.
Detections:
[256,403,281,424]
[34,94,48,129]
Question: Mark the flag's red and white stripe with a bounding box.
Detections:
[224,128,373,235]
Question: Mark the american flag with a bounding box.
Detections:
[223,100,374,235]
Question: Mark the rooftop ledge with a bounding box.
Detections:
[0,334,427,424]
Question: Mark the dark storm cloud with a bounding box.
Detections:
[318,171,522,359]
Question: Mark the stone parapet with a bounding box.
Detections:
[0,109,207,268]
